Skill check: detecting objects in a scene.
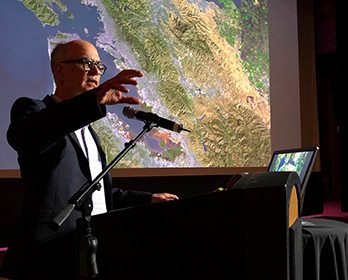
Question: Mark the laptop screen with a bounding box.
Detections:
[268,147,318,197]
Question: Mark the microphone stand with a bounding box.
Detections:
[49,121,157,279]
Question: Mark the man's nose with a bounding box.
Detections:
[89,64,100,75]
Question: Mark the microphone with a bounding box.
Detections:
[122,106,190,133]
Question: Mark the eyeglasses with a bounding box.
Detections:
[60,57,107,75]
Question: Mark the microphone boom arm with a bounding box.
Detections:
[48,121,158,278]
[49,121,157,231]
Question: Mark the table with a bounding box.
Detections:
[302,218,348,280]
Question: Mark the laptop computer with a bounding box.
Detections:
[223,147,318,202]
[221,147,319,216]
[267,146,319,207]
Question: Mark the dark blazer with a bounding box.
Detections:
[1,90,152,279]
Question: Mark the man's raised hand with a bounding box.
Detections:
[96,69,143,105]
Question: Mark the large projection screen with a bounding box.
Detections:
[0,0,301,177]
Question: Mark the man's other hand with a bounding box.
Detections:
[151,193,179,203]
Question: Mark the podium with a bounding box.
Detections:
[82,171,301,280]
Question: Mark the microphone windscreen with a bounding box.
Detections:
[122,106,137,119]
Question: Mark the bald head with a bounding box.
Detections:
[50,40,98,74]
[50,40,102,100]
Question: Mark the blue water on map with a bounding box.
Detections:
[0,1,108,168]
[0,0,162,168]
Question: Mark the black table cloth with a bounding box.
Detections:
[302,217,348,280]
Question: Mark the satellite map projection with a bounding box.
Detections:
[1,0,270,168]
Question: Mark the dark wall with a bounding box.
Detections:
[313,0,346,207]
[0,178,25,247]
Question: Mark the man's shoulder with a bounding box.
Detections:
[9,96,51,122]
[11,96,49,111]
[13,96,44,105]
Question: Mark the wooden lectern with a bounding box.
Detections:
[79,171,301,280]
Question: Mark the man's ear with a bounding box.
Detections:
[53,63,64,81]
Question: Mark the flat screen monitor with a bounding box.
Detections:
[268,147,319,199]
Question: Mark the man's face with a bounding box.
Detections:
[56,41,102,99]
